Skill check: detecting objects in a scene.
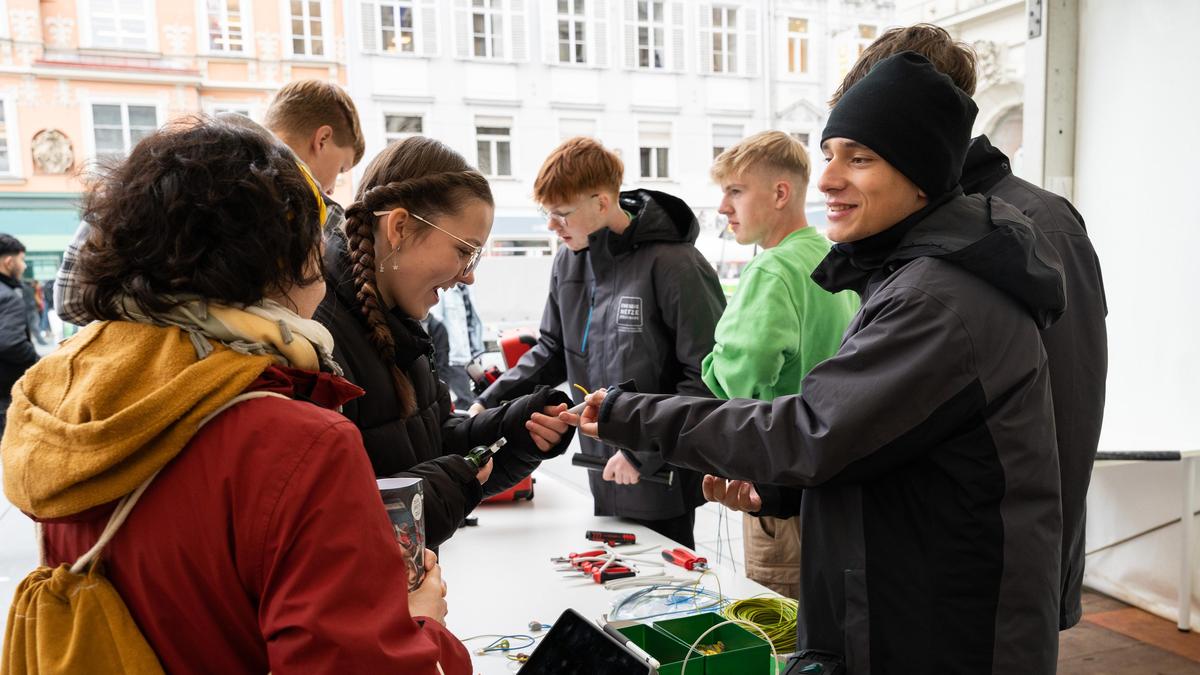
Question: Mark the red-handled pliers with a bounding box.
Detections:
[662,547,708,571]
[593,566,636,583]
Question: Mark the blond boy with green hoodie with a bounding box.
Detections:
[701,131,858,597]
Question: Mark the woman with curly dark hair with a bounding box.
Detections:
[0,117,471,673]
[317,136,574,549]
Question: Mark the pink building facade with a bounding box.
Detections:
[0,0,351,278]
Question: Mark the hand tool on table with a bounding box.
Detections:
[592,566,636,583]
[662,547,708,571]
[464,437,506,469]
[550,549,606,565]
[586,529,638,546]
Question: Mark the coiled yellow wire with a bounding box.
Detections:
[720,596,799,653]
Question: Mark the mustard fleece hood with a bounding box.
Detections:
[1,321,273,519]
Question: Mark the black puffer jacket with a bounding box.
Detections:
[0,275,37,403]
[315,228,573,549]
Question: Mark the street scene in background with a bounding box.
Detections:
[1,0,1198,673]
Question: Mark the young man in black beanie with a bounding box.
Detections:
[835,26,1108,633]
[564,52,1067,674]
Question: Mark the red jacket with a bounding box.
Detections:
[41,366,472,674]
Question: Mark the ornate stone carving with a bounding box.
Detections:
[31,129,74,174]
[163,25,192,55]
[8,10,37,41]
[44,16,75,50]
[972,40,1003,91]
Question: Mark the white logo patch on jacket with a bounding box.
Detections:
[617,296,644,333]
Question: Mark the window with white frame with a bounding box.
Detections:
[290,0,326,57]
[92,103,158,161]
[635,0,665,69]
[471,0,504,59]
[638,121,670,179]
[710,6,737,73]
[88,0,152,50]
[712,123,742,159]
[0,103,11,175]
[557,0,586,64]
[385,114,423,143]
[476,121,512,177]
[786,17,808,74]
[379,0,416,53]
[856,24,878,57]
[207,0,245,52]
[790,131,810,147]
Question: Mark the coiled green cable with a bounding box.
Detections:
[720,597,799,653]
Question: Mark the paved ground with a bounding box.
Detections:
[1062,591,1200,673]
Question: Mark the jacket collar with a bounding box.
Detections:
[813,190,1066,329]
[812,189,960,297]
[961,134,1011,196]
[251,364,364,409]
[0,272,21,290]
[387,308,434,370]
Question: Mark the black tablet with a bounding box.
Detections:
[519,608,657,674]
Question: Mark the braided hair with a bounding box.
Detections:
[341,136,493,416]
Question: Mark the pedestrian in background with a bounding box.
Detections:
[429,282,484,406]
[0,234,37,432]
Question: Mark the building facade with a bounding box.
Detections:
[0,0,352,278]
[342,0,894,274]
[896,0,1026,173]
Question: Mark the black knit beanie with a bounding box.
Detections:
[821,51,978,199]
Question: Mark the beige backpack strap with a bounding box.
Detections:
[67,390,291,574]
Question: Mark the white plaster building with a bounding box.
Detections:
[895,0,1026,174]
[341,0,894,276]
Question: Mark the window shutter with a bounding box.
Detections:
[742,7,758,76]
[697,3,712,74]
[509,0,527,61]
[670,2,686,72]
[623,0,637,69]
[454,0,470,58]
[417,0,438,55]
[360,0,378,53]
[591,0,608,67]
[542,0,557,63]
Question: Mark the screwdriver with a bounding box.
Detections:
[585,530,637,546]
[662,547,708,571]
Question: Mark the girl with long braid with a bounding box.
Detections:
[316,137,573,550]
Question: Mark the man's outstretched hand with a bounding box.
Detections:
[703,475,762,512]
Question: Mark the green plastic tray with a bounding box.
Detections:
[615,623,700,675]
[652,613,772,675]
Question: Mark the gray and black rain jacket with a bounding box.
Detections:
[478,189,726,519]
[596,191,1067,674]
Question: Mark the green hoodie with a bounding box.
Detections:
[702,227,858,401]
